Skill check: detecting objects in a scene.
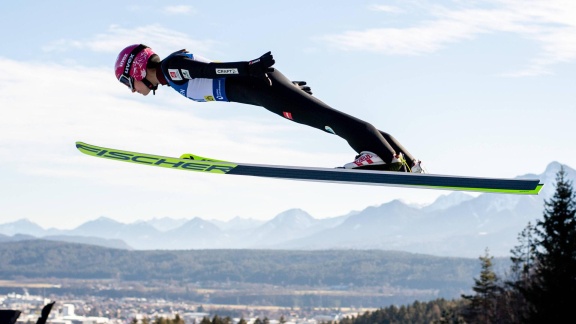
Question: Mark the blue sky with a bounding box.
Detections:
[1,0,575,229]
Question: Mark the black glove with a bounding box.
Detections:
[292,81,313,95]
[248,51,275,85]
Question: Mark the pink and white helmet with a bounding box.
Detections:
[114,44,156,89]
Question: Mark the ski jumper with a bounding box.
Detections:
[158,50,416,168]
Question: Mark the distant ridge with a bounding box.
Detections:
[0,162,572,257]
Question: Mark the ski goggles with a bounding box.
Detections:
[118,74,135,91]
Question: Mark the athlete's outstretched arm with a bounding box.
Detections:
[161,52,275,82]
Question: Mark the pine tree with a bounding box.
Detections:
[172,314,185,324]
[525,166,576,323]
[461,248,501,323]
[200,316,212,324]
[503,222,537,322]
[509,222,537,282]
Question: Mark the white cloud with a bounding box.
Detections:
[162,5,196,15]
[368,4,404,14]
[322,19,484,55]
[42,24,219,57]
[323,0,576,75]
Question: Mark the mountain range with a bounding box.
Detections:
[1,162,573,258]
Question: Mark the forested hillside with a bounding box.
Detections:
[0,240,490,291]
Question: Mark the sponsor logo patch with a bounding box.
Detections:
[168,69,183,81]
[181,69,192,79]
[354,153,376,166]
[204,95,215,101]
[216,68,239,75]
[283,112,293,120]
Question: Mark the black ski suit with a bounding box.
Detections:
[157,50,416,168]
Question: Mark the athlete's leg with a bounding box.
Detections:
[226,70,398,164]
[378,131,416,167]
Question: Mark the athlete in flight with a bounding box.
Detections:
[114,44,424,173]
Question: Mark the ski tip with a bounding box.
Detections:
[75,141,93,151]
[75,141,91,152]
